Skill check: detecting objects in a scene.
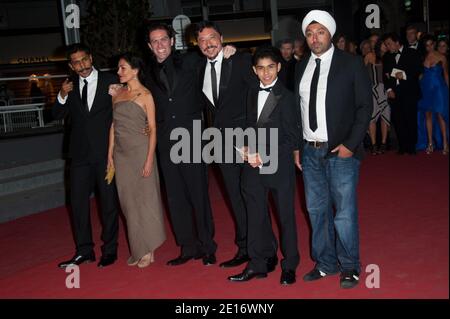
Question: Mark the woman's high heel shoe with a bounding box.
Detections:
[443,144,449,155]
[137,252,154,268]
[128,259,139,266]
[426,143,434,154]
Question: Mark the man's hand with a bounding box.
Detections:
[109,84,124,97]
[60,78,73,98]
[294,150,302,171]
[387,90,396,100]
[395,71,404,80]
[331,144,353,158]
[141,122,150,136]
[248,152,262,168]
[223,45,237,59]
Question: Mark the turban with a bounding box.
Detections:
[301,10,336,37]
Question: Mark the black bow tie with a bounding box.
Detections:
[259,86,273,92]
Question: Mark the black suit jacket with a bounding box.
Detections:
[200,52,258,129]
[246,80,299,181]
[278,58,297,92]
[145,53,206,151]
[52,71,117,161]
[382,47,422,103]
[295,49,372,160]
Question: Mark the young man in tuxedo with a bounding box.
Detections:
[294,10,372,289]
[195,21,259,268]
[53,43,119,269]
[383,32,422,155]
[228,46,300,285]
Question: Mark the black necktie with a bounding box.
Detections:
[309,58,321,132]
[259,86,273,92]
[160,65,171,93]
[210,61,218,106]
[82,79,88,112]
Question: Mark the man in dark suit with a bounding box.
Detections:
[293,10,372,289]
[53,43,119,269]
[383,32,422,155]
[195,21,259,268]
[228,46,300,285]
[144,23,217,266]
[278,39,297,92]
[406,25,425,58]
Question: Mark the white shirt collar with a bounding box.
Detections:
[260,78,278,89]
[208,49,224,63]
[311,44,334,62]
[80,67,98,82]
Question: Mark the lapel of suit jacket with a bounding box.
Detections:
[170,55,182,95]
[217,56,233,108]
[325,49,340,118]
[248,87,258,126]
[257,81,282,127]
[397,47,406,66]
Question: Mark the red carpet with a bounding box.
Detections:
[0,152,448,299]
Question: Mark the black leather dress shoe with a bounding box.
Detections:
[167,255,195,266]
[219,254,250,268]
[280,270,296,285]
[303,268,338,281]
[97,254,117,268]
[267,256,278,273]
[340,270,360,289]
[58,253,95,268]
[228,269,267,282]
[202,254,216,266]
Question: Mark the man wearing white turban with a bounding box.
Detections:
[293,10,372,289]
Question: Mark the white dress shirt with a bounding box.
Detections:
[57,67,98,111]
[257,78,278,120]
[409,42,418,50]
[299,45,335,142]
[202,49,224,106]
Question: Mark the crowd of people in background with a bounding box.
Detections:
[277,25,449,155]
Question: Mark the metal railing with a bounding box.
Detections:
[0,103,45,133]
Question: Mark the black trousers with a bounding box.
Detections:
[391,97,418,153]
[217,162,248,256]
[159,150,216,256]
[70,159,119,256]
[241,164,299,273]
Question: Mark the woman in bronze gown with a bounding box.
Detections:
[108,53,166,268]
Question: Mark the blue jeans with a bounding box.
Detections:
[302,143,361,273]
